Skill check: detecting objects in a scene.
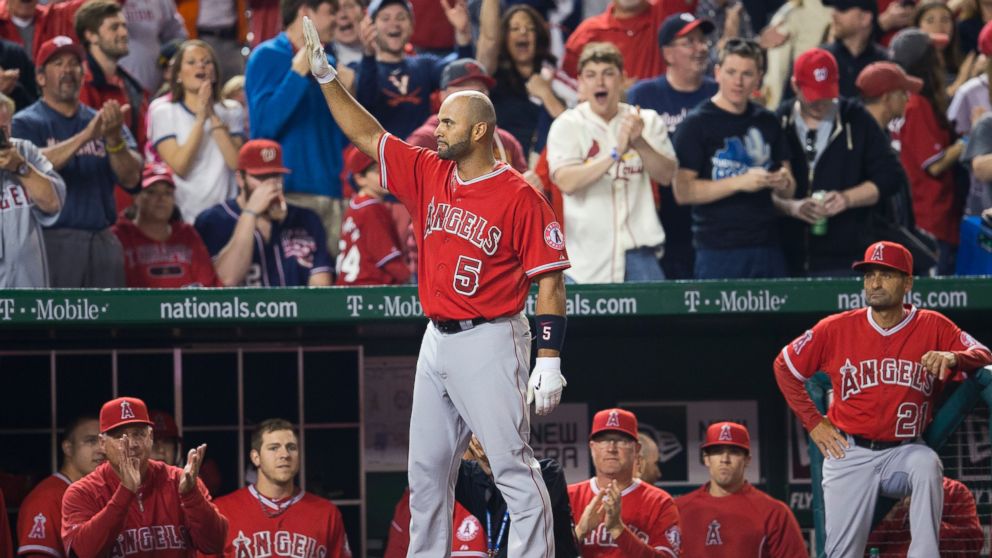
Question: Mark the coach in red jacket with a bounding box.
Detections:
[61,396,228,558]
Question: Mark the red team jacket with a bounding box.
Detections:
[376,133,570,320]
[113,219,221,288]
[61,461,228,558]
[335,194,410,286]
[1,488,11,558]
[207,485,351,558]
[775,306,992,440]
[17,474,72,558]
[676,482,806,558]
[382,488,486,558]
[568,479,682,557]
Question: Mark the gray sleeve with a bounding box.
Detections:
[18,139,66,226]
[962,114,992,164]
[159,0,189,42]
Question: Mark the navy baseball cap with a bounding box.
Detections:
[821,0,875,12]
[658,13,715,47]
[368,0,412,19]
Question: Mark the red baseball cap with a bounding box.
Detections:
[979,20,992,56]
[700,421,750,452]
[149,410,180,440]
[36,35,84,68]
[343,145,375,177]
[141,163,175,190]
[590,408,638,441]
[100,397,154,433]
[851,241,914,276]
[238,139,291,176]
[855,62,922,98]
[793,48,839,102]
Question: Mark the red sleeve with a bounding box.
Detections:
[617,498,681,557]
[900,100,947,173]
[1,489,12,558]
[180,479,228,554]
[40,0,87,45]
[377,133,438,210]
[382,491,410,558]
[187,227,222,287]
[561,33,583,78]
[61,484,134,558]
[510,188,570,278]
[325,504,352,558]
[367,206,405,270]
[935,317,992,374]
[765,501,806,558]
[938,480,984,555]
[774,324,830,432]
[16,489,65,558]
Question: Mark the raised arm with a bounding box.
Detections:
[475,0,500,75]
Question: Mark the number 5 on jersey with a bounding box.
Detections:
[454,256,482,296]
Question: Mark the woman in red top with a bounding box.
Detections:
[892,28,966,274]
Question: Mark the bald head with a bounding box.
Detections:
[442,90,496,127]
[435,90,497,161]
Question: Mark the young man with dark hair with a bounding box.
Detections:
[212,418,353,558]
[672,38,794,279]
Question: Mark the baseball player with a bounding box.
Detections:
[383,488,487,558]
[302,15,570,557]
[61,397,228,558]
[17,416,105,558]
[774,241,992,557]
[335,145,410,285]
[569,408,682,557]
[675,422,805,557]
[207,418,351,558]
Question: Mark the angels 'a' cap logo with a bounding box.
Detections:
[814,67,828,82]
[261,148,277,163]
[870,242,885,261]
[606,410,620,427]
[718,424,732,441]
[120,400,135,420]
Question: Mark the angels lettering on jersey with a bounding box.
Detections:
[1,184,33,212]
[837,357,935,401]
[231,529,329,558]
[711,127,772,180]
[424,195,502,256]
[110,525,190,558]
[582,523,654,549]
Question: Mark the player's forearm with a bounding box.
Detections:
[552,155,614,194]
[181,484,228,554]
[673,170,739,205]
[535,271,565,358]
[953,344,992,371]
[773,354,824,432]
[62,486,134,558]
[318,78,385,160]
[213,216,258,286]
[613,527,669,557]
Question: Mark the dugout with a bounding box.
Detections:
[1,277,990,557]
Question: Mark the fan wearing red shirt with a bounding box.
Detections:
[569,408,682,557]
[335,146,410,285]
[383,488,486,558]
[676,422,805,557]
[113,164,221,288]
[774,241,992,558]
[207,419,352,558]
[61,396,228,558]
[17,417,105,558]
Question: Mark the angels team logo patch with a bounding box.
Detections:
[705,520,723,546]
[28,513,46,539]
[455,516,480,541]
[606,410,620,427]
[870,242,885,262]
[960,331,982,349]
[120,400,135,420]
[791,329,814,355]
[544,222,565,250]
[665,525,682,552]
[718,424,732,441]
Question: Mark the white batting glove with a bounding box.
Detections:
[527,357,567,416]
[302,16,337,84]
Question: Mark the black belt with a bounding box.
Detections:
[851,435,907,451]
[431,317,489,334]
[197,26,237,40]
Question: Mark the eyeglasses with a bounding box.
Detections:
[804,129,817,164]
[103,426,151,441]
[593,437,636,449]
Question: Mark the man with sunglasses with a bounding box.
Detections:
[774,47,902,277]
[569,408,682,557]
[61,397,228,558]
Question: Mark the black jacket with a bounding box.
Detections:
[0,39,37,112]
[776,98,906,274]
[455,458,579,558]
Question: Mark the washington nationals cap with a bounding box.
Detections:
[36,35,85,68]
[440,58,496,90]
[238,139,291,175]
[149,410,180,440]
[701,421,750,452]
[343,145,375,177]
[100,397,154,433]
[590,408,638,441]
[141,162,175,190]
[855,62,922,98]
[658,13,715,47]
[851,241,914,275]
[793,48,839,102]
[368,0,413,19]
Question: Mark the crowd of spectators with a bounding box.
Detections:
[1,0,991,288]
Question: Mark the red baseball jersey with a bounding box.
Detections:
[335,194,410,286]
[376,133,570,320]
[112,219,221,288]
[17,474,72,558]
[1,487,12,558]
[207,485,351,558]
[382,488,486,558]
[865,477,984,557]
[568,479,682,557]
[61,461,228,558]
[676,482,806,558]
[775,306,992,440]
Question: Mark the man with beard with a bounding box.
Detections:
[774,241,992,557]
[194,139,333,286]
[675,422,805,557]
[211,419,352,558]
[13,35,142,287]
[17,417,105,558]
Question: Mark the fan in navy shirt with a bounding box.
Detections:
[352,0,474,139]
[13,36,142,287]
[628,12,718,280]
[672,38,794,279]
[194,140,333,287]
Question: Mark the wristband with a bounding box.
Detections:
[106,139,126,154]
[242,208,259,218]
[610,147,620,162]
[535,314,566,352]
